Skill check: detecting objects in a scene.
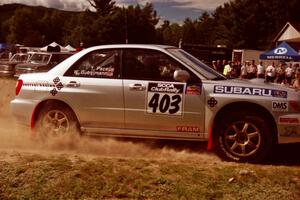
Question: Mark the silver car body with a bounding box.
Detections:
[11,44,300,145]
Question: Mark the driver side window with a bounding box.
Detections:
[122,49,198,82]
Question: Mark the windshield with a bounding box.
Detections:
[28,53,51,64]
[10,54,29,62]
[167,48,226,80]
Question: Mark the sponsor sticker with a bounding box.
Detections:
[214,85,287,98]
[279,117,299,124]
[147,82,184,115]
[186,84,202,95]
[280,127,298,137]
[207,97,218,108]
[50,77,64,96]
[176,126,200,133]
[272,101,288,112]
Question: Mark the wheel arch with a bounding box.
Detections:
[31,99,79,129]
[209,101,278,150]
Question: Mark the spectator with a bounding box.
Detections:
[223,60,232,78]
[232,61,241,78]
[257,61,265,78]
[240,61,248,79]
[285,63,293,85]
[265,62,276,83]
[292,68,300,89]
[276,62,286,84]
[178,38,183,48]
[247,60,257,79]
[212,60,217,71]
[221,60,226,73]
[216,60,223,73]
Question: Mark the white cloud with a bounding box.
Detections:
[116,0,228,10]
[0,0,229,22]
[0,0,90,11]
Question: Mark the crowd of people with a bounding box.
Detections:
[211,59,300,89]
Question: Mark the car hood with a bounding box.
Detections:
[203,78,299,98]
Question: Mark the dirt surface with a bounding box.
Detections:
[0,78,300,166]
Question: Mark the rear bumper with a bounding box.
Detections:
[10,99,36,127]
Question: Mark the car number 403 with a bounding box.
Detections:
[147,93,183,115]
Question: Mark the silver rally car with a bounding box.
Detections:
[11,44,300,162]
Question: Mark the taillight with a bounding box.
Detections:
[16,79,23,96]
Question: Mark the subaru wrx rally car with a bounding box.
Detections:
[11,44,300,162]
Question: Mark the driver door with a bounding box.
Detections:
[122,48,205,136]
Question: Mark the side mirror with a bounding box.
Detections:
[174,70,190,82]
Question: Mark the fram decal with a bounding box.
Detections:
[272,101,288,112]
[279,117,299,124]
[176,126,200,133]
[214,85,287,98]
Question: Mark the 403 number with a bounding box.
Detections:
[147,93,182,115]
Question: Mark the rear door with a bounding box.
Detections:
[61,49,124,129]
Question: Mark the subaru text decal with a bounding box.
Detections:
[214,85,287,98]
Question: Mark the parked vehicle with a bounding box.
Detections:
[0,53,32,77]
[14,51,74,77]
[11,44,300,163]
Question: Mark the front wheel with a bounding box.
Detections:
[36,103,80,140]
[215,112,275,163]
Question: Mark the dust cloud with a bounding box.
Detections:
[0,79,219,162]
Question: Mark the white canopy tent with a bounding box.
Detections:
[64,45,76,52]
[40,42,69,52]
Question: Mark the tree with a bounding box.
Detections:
[157,20,183,46]
[88,0,116,16]
[5,8,44,46]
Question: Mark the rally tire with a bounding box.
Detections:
[215,111,274,163]
[36,103,80,141]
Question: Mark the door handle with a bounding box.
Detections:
[66,81,80,88]
[129,83,146,91]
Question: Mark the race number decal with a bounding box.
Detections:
[147,82,184,115]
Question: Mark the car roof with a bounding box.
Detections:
[87,44,176,51]
[31,51,74,55]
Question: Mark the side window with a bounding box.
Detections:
[122,49,199,82]
[65,50,120,78]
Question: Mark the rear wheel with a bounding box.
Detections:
[215,111,275,163]
[36,103,80,140]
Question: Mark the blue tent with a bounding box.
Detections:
[260,41,300,61]
[0,43,8,51]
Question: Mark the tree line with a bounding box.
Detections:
[0,0,300,50]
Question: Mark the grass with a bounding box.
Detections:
[0,152,299,200]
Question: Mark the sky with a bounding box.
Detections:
[0,0,229,23]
